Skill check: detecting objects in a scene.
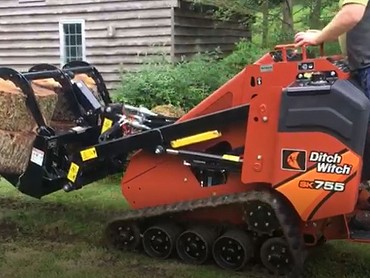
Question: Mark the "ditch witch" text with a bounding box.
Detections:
[309,151,352,175]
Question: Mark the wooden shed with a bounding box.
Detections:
[0,0,251,90]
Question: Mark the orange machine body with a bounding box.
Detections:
[121,45,366,246]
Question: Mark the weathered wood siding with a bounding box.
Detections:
[0,0,177,89]
[172,1,251,59]
[0,0,250,90]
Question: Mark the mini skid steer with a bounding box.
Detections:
[0,43,369,277]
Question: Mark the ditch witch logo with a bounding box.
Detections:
[281,149,352,175]
[281,149,307,172]
[309,151,352,175]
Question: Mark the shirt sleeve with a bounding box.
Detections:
[340,0,368,7]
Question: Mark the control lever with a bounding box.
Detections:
[308,72,330,86]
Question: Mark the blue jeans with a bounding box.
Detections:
[357,67,370,182]
[356,67,370,124]
[358,67,370,100]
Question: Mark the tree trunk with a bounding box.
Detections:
[262,0,269,47]
[282,0,294,34]
[309,0,322,29]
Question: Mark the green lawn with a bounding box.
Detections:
[1,178,370,278]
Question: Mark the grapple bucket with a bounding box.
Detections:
[0,61,177,198]
[0,62,110,176]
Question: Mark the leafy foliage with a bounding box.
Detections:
[113,41,269,111]
[113,53,224,111]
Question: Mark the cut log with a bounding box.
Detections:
[0,129,36,174]
[151,105,186,118]
[31,83,60,124]
[0,78,58,132]
[32,78,76,122]
[74,73,106,106]
[74,73,97,92]
[32,78,62,91]
[0,78,59,174]
[33,74,103,121]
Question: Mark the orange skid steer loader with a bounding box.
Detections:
[1,44,370,277]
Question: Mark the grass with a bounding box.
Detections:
[1,178,370,277]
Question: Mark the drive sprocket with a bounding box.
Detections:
[243,201,280,235]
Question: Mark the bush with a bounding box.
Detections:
[222,39,270,72]
[112,41,268,111]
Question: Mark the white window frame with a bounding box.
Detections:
[19,0,45,3]
[59,19,86,66]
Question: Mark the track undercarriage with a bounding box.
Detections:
[104,188,307,277]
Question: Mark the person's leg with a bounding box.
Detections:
[357,67,370,182]
[358,67,370,99]
[350,67,370,230]
[361,127,370,182]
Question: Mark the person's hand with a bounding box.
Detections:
[294,30,322,47]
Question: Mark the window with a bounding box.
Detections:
[59,20,86,65]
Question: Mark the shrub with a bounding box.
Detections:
[112,40,268,111]
[222,39,270,72]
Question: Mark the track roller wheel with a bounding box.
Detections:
[244,201,280,235]
[176,226,216,265]
[212,229,253,271]
[142,223,181,259]
[260,237,294,276]
[104,220,141,251]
